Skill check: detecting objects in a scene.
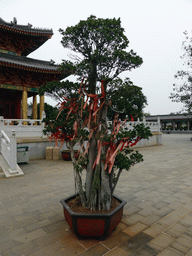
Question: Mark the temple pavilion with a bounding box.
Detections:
[0,17,70,120]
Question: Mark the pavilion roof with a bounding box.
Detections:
[0,52,71,79]
[0,17,53,37]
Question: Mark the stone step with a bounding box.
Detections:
[0,154,24,178]
[0,167,5,179]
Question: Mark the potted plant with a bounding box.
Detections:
[40,16,152,239]
[61,150,79,161]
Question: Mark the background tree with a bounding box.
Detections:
[28,102,58,120]
[40,15,151,211]
[170,31,192,113]
[107,78,147,121]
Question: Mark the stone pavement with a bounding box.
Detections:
[0,134,192,256]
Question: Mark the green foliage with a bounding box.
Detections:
[59,15,143,83]
[115,148,143,172]
[116,124,152,141]
[39,80,79,102]
[28,102,58,120]
[107,78,147,120]
[75,156,88,173]
[170,31,192,113]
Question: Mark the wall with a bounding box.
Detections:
[17,132,162,160]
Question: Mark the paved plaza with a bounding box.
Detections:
[0,134,192,255]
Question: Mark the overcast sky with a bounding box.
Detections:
[2,0,192,115]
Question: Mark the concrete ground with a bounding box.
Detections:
[0,134,192,256]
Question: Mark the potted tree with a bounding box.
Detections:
[40,16,152,239]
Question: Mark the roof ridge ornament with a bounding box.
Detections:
[13,17,17,25]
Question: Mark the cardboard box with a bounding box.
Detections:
[46,146,53,160]
[53,147,60,160]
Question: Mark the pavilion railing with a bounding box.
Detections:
[108,117,161,133]
[0,130,17,172]
[0,115,45,138]
[0,115,161,139]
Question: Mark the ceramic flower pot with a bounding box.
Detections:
[60,194,126,240]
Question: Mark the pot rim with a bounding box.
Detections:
[61,150,79,153]
[60,193,127,217]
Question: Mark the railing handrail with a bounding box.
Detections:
[0,118,44,125]
[1,130,17,171]
[1,130,10,143]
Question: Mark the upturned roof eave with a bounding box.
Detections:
[0,17,53,37]
[0,54,71,79]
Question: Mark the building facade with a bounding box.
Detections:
[145,114,192,131]
[0,17,70,121]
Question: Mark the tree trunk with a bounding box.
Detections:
[69,141,86,206]
[85,134,97,200]
[100,97,111,211]
[86,59,97,202]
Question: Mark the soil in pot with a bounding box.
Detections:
[67,195,120,214]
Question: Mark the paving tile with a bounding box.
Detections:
[153,201,169,210]
[123,205,141,215]
[167,246,185,255]
[1,135,192,255]
[120,232,153,254]
[42,220,71,234]
[130,245,159,256]
[164,223,187,238]
[138,206,157,217]
[175,235,192,248]
[8,229,67,255]
[122,213,144,225]
[183,202,192,210]
[103,246,129,256]
[177,197,192,204]
[168,201,184,210]
[101,231,130,249]
[24,242,64,256]
[0,239,23,254]
[143,223,168,238]
[158,247,184,256]
[158,214,181,226]
[23,219,52,232]
[123,222,148,237]
[136,200,154,209]
[140,214,161,225]
[170,241,190,254]
[78,239,100,251]
[78,243,109,256]
[180,214,192,227]
[171,208,191,218]
[156,207,174,217]
[14,228,47,243]
[147,233,175,250]
[163,196,177,204]
[186,248,192,256]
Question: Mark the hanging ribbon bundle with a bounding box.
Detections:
[48,78,142,172]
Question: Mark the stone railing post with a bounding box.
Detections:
[0,130,2,153]
[9,130,17,172]
[157,117,161,132]
[143,116,146,125]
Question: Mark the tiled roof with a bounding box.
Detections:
[0,52,61,72]
[0,17,53,36]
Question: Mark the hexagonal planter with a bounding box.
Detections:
[60,194,126,240]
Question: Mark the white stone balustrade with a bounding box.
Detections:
[1,130,17,172]
[0,114,45,138]
[108,117,160,133]
[0,114,160,139]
